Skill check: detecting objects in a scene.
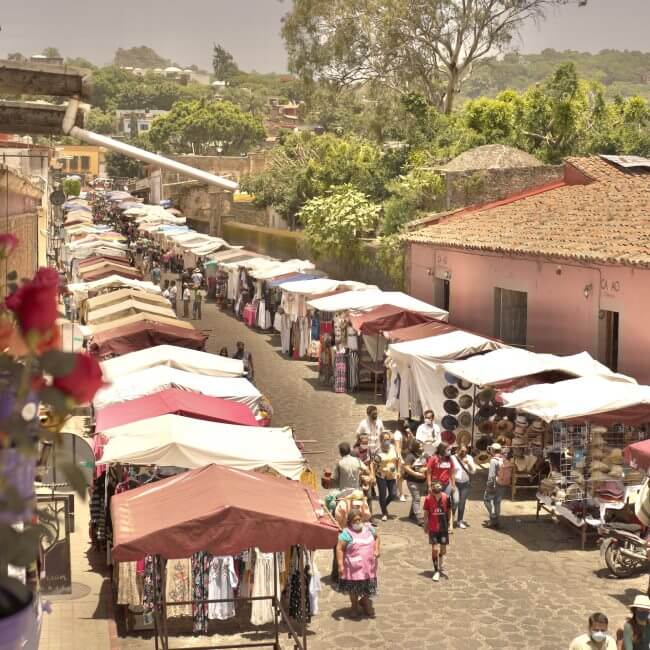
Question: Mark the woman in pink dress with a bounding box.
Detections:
[335,509,380,617]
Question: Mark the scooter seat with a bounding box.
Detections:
[609,522,642,533]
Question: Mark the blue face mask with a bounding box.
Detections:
[636,611,649,623]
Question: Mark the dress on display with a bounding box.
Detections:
[208,556,239,620]
[250,551,281,626]
[334,350,347,393]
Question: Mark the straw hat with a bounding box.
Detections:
[632,595,650,611]
[490,442,502,453]
[590,447,605,461]
[458,411,472,428]
[511,436,526,447]
[458,379,472,391]
[458,394,473,410]
[591,432,607,446]
[590,470,609,482]
[529,420,546,434]
[443,385,459,399]
[607,448,624,465]
[478,419,494,435]
[476,451,490,464]
[591,460,610,473]
[515,415,528,428]
[456,430,471,448]
[443,399,460,415]
[608,465,625,479]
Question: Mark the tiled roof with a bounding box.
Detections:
[405,156,650,268]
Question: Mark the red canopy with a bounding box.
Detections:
[383,319,458,342]
[624,439,650,470]
[95,388,258,431]
[78,255,128,267]
[350,304,433,336]
[90,321,207,357]
[111,464,339,561]
[82,266,143,282]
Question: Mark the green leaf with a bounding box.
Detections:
[40,350,77,378]
[60,461,88,499]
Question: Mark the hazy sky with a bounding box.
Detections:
[2,0,648,73]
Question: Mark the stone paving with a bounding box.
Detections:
[43,293,648,649]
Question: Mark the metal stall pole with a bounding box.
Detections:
[160,557,170,650]
[153,557,160,650]
[471,385,477,447]
[299,547,307,650]
[273,553,280,650]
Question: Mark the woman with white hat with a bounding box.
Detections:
[622,594,650,649]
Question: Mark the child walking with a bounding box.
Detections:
[423,480,451,582]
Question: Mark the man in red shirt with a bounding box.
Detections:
[426,443,456,516]
[423,480,451,582]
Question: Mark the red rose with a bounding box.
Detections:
[6,267,60,334]
[0,234,18,256]
[53,353,107,404]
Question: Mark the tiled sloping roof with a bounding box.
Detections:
[405,157,650,267]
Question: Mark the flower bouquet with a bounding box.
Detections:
[0,235,106,645]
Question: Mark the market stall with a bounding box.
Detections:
[89,320,208,358]
[100,345,244,381]
[92,366,262,411]
[95,389,258,431]
[81,265,143,282]
[501,376,650,547]
[86,298,176,325]
[82,288,170,322]
[109,464,338,650]
[88,312,194,337]
[67,275,161,298]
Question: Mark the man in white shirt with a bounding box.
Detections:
[182,285,191,318]
[569,612,616,650]
[416,409,441,448]
[355,405,384,452]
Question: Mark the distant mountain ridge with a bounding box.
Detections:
[462,49,650,100]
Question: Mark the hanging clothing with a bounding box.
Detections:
[192,551,211,634]
[165,558,192,618]
[309,556,321,616]
[142,555,163,612]
[288,565,312,623]
[310,315,320,341]
[250,551,280,626]
[334,350,347,393]
[348,350,359,391]
[116,561,142,606]
[207,556,238,620]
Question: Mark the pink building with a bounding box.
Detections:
[405,155,650,383]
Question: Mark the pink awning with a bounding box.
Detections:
[350,304,434,335]
[95,388,258,431]
[111,464,339,561]
[624,439,650,470]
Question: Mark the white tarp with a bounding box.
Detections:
[500,376,650,422]
[221,256,277,271]
[67,238,128,251]
[93,367,261,411]
[67,276,161,297]
[98,415,304,479]
[279,278,353,296]
[388,331,504,420]
[101,345,244,381]
[308,289,448,319]
[85,288,170,311]
[250,259,316,281]
[86,299,176,324]
[443,349,636,387]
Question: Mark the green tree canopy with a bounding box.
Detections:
[147,99,265,155]
[85,109,116,135]
[114,46,170,68]
[212,44,239,82]
[65,57,97,70]
[41,47,61,59]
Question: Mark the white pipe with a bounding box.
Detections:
[60,98,238,191]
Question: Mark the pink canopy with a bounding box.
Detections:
[624,439,650,469]
[350,304,433,335]
[95,388,258,431]
[111,464,339,561]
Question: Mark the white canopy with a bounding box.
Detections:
[279,278,357,296]
[67,276,161,297]
[69,246,128,261]
[308,289,448,319]
[67,239,129,252]
[187,239,230,256]
[443,349,636,387]
[500,376,650,422]
[86,298,176,324]
[220,256,276,271]
[250,259,316,281]
[93,367,261,411]
[101,345,244,381]
[98,415,305,480]
[387,331,504,420]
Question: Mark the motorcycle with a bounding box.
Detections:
[598,521,649,578]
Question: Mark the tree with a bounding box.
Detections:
[105,136,149,179]
[282,0,576,114]
[298,185,380,259]
[65,57,96,70]
[41,47,62,59]
[85,109,116,135]
[62,178,81,197]
[212,44,239,82]
[147,99,265,155]
[114,46,170,69]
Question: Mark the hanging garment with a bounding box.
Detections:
[348,350,359,391]
[334,351,347,394]
[299,317,310,358]
[280,314,291,354]
[310,315,320,341]
[250,551,280,626]
[142,555,163,613]
[309,556,321,616]
[273,312,282,333]
[116,561,142,606]
[192,552,211,634]
[208,556,239,620]
[165,558,192,617]
[347,326,359,351]
[288,565,312,623]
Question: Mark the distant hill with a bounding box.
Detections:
[462,49,650,101]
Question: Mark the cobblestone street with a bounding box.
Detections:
[43,298,648,650]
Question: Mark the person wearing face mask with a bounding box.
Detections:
[622,595,650,650]
[451,445,477,529]
[336,509,380,618]
[353,433,374,513]
[356,405,384,453]
[371,432,399,522]
[416,409,441,448]
[423,481,451,582]
[426,442,456,510]
[403,438,428,525]
[569,612,615,649]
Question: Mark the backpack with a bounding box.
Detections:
[496,458,513,486]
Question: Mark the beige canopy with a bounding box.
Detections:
[89,312,194,336]
[86,299,176,325]
[82,288,170,321]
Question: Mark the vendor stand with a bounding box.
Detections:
[501,376,650,548]
[109,464,338,650]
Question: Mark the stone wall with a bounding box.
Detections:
[443,165,563,210]
[164,152,268,183]
[222,221,402,290]
[164,181,231,235]
[0,167,41,293]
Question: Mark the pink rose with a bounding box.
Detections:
[53,353,107,404]
[6,268,60,334]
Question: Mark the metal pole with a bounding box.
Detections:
[153,557,160,650]
[299,547,307,650]
[272,553,279,650]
